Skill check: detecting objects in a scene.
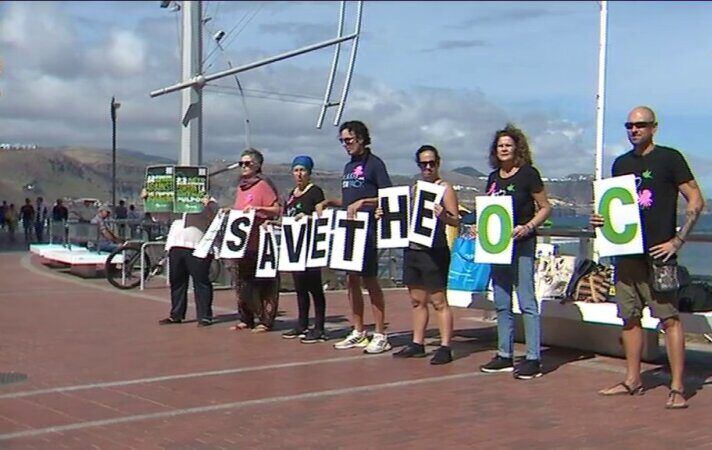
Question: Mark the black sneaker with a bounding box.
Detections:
[197,319,213,327]
[158,317,182,325]
[514,359,542,380]
[429,346,453,365]
[300,329,328,344]
[282,328,307,339]
[479,355,514,373]
[393,342,427,358]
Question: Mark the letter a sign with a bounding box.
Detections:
[475,196,513,264]
[594,174,643,257]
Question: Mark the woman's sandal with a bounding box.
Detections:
[598,381,644,396]
[251,324,270,333]
[665,389,689,409]
[229,322,250,331]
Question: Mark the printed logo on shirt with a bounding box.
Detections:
[342,164,365,189]
[486,182,507,197]
[635,170,654,209]
[286,201,303,217]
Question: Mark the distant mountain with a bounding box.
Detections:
[5,147,706,217]
[452,166,487,178]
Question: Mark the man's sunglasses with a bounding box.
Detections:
[238,161,254,167]
[624,121,655,130]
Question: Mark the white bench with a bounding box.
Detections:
[30,244,113,277]
[448,289,712,362]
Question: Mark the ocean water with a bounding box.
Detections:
[549,215,712,277]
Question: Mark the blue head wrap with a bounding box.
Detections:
[291,155,314,174]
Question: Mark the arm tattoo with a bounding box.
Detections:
[676,208,701,242]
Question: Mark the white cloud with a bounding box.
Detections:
[0,1,603,181]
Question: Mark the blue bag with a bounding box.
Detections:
[447,235,491,292]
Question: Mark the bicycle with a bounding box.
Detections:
[105,238,223,290]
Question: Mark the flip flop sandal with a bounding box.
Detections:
[229,322,250,331]
[665,389,689,409]
[599,382,644,396]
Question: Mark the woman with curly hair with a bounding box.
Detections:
[478,124,552,380]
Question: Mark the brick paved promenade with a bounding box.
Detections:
[1,244,711,449]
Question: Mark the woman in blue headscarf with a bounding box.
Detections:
[280,155,329,343]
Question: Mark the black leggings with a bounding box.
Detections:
[292,268,326,332]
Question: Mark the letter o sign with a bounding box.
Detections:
[479,204,512,254]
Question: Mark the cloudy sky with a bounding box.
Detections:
[2,1,712,190]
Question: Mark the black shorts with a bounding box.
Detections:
[402,247,450,292]
[344,229,379,278]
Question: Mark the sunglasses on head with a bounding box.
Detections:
[338,137,357,144]
[624,121,655,130]
[417,160,437,169]
[238,161,254,168]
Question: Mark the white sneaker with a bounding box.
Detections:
[333,329,369,350]
[364,333,392,354]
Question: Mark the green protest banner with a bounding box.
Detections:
[144,165,175,213]
[174,166,208,213]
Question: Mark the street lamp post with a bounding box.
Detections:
[110,96,121,208]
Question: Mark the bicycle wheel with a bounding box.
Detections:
[105,245,150,290]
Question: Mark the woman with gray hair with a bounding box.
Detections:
[230,148,281,332]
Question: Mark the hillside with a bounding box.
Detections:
[0,147,614,216]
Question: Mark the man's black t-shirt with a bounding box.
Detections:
[612,145,693,250]
[341,151,392,209]
[486,165,544,240]
[284,184,325,217]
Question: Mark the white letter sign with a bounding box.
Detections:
[220,210,255,259]
[256,224,279,278]
[193,210,227,259]
[475,196,513,264]
[377,186,410,249]
[329,210,370,272]
[278,216,310,272]
[594,174,643,258]
[408,180,445,248]
[307,210,333,268]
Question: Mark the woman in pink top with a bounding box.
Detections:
[230,148,281,332]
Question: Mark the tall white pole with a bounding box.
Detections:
[181,1,202,165]
[594,1,608,182]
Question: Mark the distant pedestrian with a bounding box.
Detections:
[0,200,7,231]
[19,198,35,243]
[6,204,17,242]
[51,199,69,243]
[35,196,48,243]
[114,200,128,238]
[127,204,141,239]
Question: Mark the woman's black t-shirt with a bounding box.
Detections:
[284,184,326,217]
[485,164,544,227]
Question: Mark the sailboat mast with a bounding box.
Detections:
[181,0,203,166]
[594,1,608,182]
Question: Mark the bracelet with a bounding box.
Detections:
[674,234,685,244]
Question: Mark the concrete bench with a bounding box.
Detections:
[30,244,113,278]
[447,289,712,362]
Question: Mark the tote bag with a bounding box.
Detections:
[447,235,491,292]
